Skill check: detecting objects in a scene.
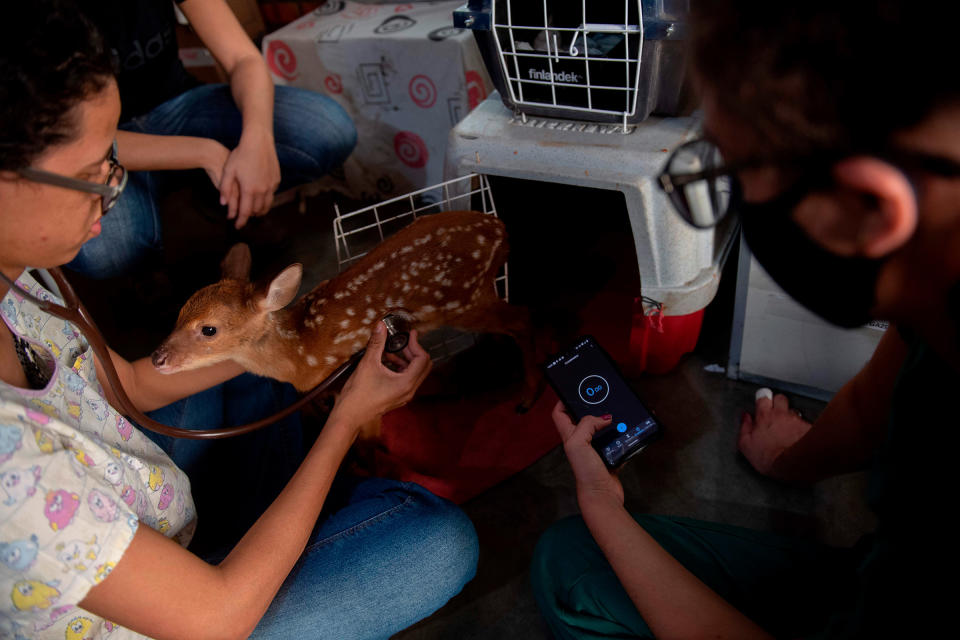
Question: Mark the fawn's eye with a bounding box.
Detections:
[201,326,217,337]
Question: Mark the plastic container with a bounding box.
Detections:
[454,0,690,125]
[628,297,704,374]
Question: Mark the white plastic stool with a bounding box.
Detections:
[444,92,737,315]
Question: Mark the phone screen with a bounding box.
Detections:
[544,335,662,468]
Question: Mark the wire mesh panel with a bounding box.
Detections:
[492,0,644,125]
[332,174,509,361]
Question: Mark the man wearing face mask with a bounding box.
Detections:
[531,2,959,639]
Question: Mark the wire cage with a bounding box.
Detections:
[456,0,690,129]
[332,173,509,361]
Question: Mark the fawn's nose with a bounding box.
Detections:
[151,348,168,368]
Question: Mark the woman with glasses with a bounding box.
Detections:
[532,2,960,639]
[0,3,476,638]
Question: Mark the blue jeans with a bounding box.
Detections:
[69,84,358,278]
[143,374,478,638]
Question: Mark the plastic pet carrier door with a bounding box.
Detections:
[456,0,690,126]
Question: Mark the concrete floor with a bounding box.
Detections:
[68,179,876,638]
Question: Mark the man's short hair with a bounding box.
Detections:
[0,0,115,171]
[691,1,959,156]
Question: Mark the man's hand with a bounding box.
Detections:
[739,389,813,478]
[218,127,281,229]
[330,323,432,429]
[552,402,624,509]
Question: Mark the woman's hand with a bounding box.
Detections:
[218,127,282,229]
[201,138,231,193]
[739,390,813,478]
[552,401,624,510]
[330,322,432,429]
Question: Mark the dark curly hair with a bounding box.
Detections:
[0,0,115,171]
[690,1,960,156]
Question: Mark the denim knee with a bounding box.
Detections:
[273,87,357,182]
[403,483,479,601]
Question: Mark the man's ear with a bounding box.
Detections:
[831,156,918,258]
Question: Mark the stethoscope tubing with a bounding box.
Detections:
[0,268,365,439]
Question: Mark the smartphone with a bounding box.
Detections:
[543,335,662,469]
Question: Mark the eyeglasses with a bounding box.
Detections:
[18,140,128,215]
[657,137,960,229]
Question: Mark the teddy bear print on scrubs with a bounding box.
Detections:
[115,415,132,442]
[0,534,39,571]
[1,465,41,506]
[43,489,80,531]
[55,535,100,572]
[158,483,174,510]
[10,579,60,612]
[103,460,123,486]
[0,423,23,463]
[88,488,120,522]
[65,615,95,640]
[32,428,55,454]
[85,397,107,423]
[148,465,163,491]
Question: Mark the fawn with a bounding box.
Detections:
[151,210,542,419]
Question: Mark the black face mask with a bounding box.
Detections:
[736,179,886,328]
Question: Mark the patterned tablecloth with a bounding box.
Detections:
[263,1,493,202]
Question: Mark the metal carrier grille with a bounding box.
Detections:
[332,174,509,361]
[493,0,643,129]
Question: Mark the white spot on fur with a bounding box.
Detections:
[346,308,355,316]
[306,355,318,367]
[420,305,436,314]
[434,290,443,300]
[472,250,481,259]
[401,273,410,281]
[373,261,385,271]
[400,246,414,254]
[361,317,372,325]
[444,301,461,310]
[297,345,305,355]
[477,234,486,245]
[325,355,337,365]
[340,319,351,329]
[366,308,376,319]
[402,283,411,293]
[352,340,363,350]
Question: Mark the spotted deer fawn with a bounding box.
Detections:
[152,210,542,414]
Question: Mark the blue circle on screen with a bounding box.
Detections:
[617,422,627,433]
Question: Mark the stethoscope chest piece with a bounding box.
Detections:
[381,310,415,353]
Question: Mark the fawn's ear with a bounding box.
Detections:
[259,264,303,312]
[221,243,252,281]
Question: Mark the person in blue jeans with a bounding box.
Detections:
[70,0,357,279]
[0,4,475,637]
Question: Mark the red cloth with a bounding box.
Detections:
[376,386,561,504]
[372,290,639,504]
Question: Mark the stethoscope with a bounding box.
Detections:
[0,268,412,439]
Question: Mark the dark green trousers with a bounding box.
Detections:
[530,514,861,639]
